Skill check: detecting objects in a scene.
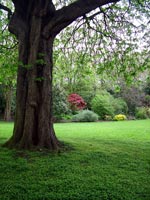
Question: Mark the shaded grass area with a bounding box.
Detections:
[0,120,150,200]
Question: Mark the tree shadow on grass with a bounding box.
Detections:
[0,137,7,146]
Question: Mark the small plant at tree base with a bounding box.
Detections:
[113,114,127,121]
[72,110,99,122]
[68,93,86,111]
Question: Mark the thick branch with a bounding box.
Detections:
[43,0,120,38]
[0,3,12,19]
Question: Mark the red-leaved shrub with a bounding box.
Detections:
[67,93,86,111]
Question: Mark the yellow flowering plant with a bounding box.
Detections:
[114,114,127,121]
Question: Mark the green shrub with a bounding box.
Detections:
[113,114,127,121]
[91,92,114,119]
[72,110,99,122]
[78,91,95,110]
[145,95,150,106]
[135,107,148,119]
[112,98,128,115]
[147,107,150,117]
[61,114,72,120]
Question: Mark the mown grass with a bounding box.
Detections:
[0,120,150,200]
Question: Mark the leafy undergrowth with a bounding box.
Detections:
[0,120,150,200]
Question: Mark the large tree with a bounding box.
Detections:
[0,0,149,150]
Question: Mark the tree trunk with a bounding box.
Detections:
[4,1,60,150]
[4,86,13,121]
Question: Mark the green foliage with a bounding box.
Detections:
[53,47,99,102]
[0,15,18,119]
[0,53,17,86]
[78,90,96,110]
[144,79,150,95]
[120,86,145,115]
[144,95,150,106]
[113,114,127,121]
[60,114,72,120]
[112,98,128,114]
[91,92,115,119]
[34,77,45,82]
[135,107,150,119]
[72,110,99,122]
[52,85,71,120]
[53,1,149,119]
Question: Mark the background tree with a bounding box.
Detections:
[0,53,17,121]
[0,2,17,121]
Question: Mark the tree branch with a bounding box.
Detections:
[0,3,12,19]
[43,0,120,38]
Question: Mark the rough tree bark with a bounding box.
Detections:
[2,0,119,150]
[4,0,59,149]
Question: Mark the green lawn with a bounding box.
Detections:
[0,120,150,200]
